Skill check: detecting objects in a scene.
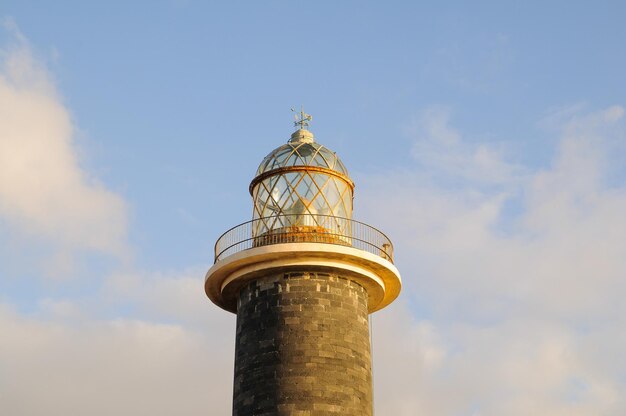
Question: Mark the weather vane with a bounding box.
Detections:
[291,106,312,130]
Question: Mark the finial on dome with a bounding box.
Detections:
[291,106,312,130]
[289,106,315,143]
[289,128,315,143]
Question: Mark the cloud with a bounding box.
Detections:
[361,105,626,414]
[101,267,231,329]
[0,272,235,416]
[0,22,129,276]
[408,106,526,186]
[0,24,234,416]
[373,307,625,415]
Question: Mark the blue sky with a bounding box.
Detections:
[1,1,626,414]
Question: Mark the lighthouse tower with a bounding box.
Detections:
[205,112,401,415]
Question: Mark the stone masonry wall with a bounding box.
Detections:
[233,271,372,416]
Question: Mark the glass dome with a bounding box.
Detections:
[255,140,349,176]
[250,129,354,237]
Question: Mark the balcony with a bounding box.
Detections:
[214,214,394,263]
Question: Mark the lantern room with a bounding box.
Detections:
[248,126,354,238]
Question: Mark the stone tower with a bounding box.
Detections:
[205,113,401,415]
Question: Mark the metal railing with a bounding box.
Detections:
[214,214,394,263]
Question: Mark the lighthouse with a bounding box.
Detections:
[205,111,401,415]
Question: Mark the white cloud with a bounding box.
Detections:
[0,271,235,416]
[362,105,626,415]
[373,307,625,415]
[102,267,232,329]
[0,25,234,416]
[408,106,526,185]
[0,22,129,276]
